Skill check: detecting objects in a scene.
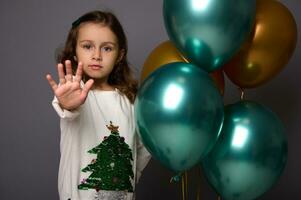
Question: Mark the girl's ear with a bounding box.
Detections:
[117,49,125,63]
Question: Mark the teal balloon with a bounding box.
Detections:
[163,0,256,72]
[202,101,287,200]
[135,62,224,172]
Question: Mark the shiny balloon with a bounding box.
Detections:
[223,0,298,88]
[141,41,185,81]
[202,101,287,200]
[141,41,225,95]
[163,0,256,72]
[135,62,224,172]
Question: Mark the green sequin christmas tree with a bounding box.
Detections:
[78,121,134,192]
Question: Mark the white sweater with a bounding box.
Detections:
[52,88,151,200]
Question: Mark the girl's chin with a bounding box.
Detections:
[85,73,105,79]
[86,75,108,82]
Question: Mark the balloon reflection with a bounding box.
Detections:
[192,0,210,11]
[163,84,184,110]
[232,125,249,149]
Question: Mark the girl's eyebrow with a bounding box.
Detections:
[78,40,117,46]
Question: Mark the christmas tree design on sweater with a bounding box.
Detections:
[78,121,134,192]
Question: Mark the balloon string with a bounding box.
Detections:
[197,168,201,200]
[185,171,188,199]
[181,171,188,200]
[239,88,245,100]
[182,174,185,200]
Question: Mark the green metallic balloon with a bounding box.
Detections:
[163,0,256,72]
[202,101,287,200]
[135,62,224,172]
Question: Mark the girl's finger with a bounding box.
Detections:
[74,62,83,82]
[58,63,66,84]
[81,79,94,100]
[65,60,73,82]
[46,74,58,92]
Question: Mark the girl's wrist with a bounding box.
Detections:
[59,103,78,112]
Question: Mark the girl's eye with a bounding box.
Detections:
[103,46,113,52]
[83,44,92,50]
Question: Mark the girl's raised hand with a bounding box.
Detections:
[46,60,94,110]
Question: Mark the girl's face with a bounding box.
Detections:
[75,22,122,85]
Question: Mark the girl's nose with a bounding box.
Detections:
[92,49,102,61]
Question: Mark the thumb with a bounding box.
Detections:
[80,79,94,100]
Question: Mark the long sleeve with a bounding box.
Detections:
[135,134,151,183]
[52,96,80,120]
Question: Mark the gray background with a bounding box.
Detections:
[0,0,300,199]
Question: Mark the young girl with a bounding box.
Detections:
[46,10,151,200]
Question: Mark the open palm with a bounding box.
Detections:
[46,60,94,110]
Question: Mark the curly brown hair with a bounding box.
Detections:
[57,10,138,103]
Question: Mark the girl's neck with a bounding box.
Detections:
[92,79,115,91]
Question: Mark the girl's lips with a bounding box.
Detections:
[89,65,103,70]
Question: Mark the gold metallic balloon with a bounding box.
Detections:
[141,41,185,81]
[223,0,297,88]
[211,69,225,96]
[141,41,225,95]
